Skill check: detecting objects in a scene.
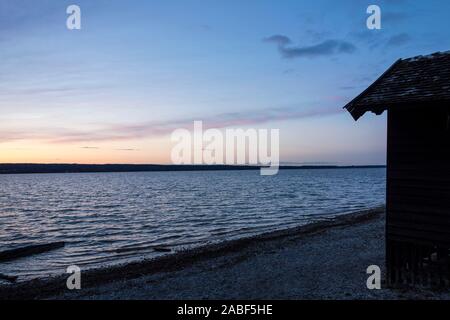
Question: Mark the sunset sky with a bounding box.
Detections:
[1,0,449,165]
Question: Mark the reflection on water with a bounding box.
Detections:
[0,168,385,280]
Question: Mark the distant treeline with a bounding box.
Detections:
[0,164,386,175]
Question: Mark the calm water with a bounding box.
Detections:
[0,168,385,281]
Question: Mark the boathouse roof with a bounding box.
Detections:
[344,50,450,120]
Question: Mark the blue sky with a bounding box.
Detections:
[1,0,449,164]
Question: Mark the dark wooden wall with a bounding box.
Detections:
[386,103,450,286]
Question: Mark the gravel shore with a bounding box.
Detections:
[3,207,449,300]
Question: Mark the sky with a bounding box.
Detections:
[1,0,449,165]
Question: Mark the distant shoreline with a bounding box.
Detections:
[0,164,386,175]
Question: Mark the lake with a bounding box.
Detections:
[0,168,385,281]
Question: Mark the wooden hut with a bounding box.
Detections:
[344,51,450,287]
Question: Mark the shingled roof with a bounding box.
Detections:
[344,51,450,120]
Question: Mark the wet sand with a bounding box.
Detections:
[2,207,449,300]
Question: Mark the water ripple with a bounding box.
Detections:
[0,168,385,280]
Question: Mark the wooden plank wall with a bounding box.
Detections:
[386,103,450,286]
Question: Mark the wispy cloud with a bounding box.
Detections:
[80,146,140,151]
[386,33,411,47]
[0,106,341,144]
[264,34,356,59]
[382,11,408,25]
[265,35,292,46]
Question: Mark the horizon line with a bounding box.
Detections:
[0,163,386,167]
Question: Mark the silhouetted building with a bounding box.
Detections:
[345,51,450,287]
